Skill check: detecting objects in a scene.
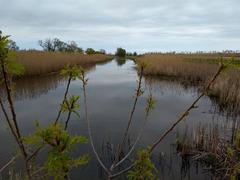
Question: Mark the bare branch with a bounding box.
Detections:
[149,63,224,152]
[0,97,18,142]
[1,63,22,142]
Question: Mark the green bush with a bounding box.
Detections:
[115,47,126,57]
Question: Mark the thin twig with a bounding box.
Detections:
[111,109,151,170]
[114,66,144,164]
[81,71,110,174]
[112,83,154,170]
[55,75,72,124]
[109,164,134,179]
[0,156,16,173]
[0,97,19,143]
[64,100,74,130]
[31,167,45,177]
[27,145,44,162]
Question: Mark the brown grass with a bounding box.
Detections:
[137,54,220,82]
[15,51,112,76]
[136,54,240,115]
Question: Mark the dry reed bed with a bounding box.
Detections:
[15,51,111,76]
[136,54,240,115]
[176,122,240,179]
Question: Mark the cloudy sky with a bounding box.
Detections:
[0,0,239,53]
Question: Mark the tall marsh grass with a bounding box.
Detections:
[15,51,111,76]
[136,54,240,115]
[176,121,240,179]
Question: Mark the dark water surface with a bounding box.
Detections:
[0,59,234,179]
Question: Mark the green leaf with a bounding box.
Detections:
[127,148,157,180]
[24,122,89,179]
[61,95,80,116]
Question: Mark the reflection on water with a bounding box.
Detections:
[0,59,237,180]
[115,58,127,66]
[13,75,65,100]
[0,66,96,101]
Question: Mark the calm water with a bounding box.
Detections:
[0,59,235,179]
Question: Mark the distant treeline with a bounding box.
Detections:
[8,37,240,57]
[38,38,106,55]
[145,50,240,57]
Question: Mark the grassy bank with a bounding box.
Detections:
[14,51,112,76]
[136,54,240,115]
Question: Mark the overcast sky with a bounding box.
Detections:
[0,0,239,53]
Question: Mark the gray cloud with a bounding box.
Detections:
[0,0,239,52]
